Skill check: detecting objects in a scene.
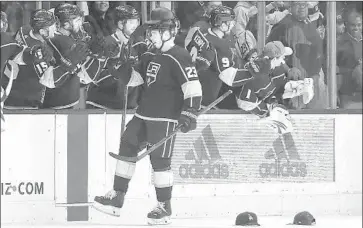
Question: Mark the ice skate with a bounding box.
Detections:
[147,201,172,225]
[93,190,125,217]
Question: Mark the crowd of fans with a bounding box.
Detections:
[0,1,362,111]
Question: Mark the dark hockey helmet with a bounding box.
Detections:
[114,5,140,23]
[54,3,84,23]
[145,7,179,32]
[30,9,56,30]
[209,5,235,27]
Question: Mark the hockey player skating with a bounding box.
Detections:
[93,7,202,225]
[3,9,57,109]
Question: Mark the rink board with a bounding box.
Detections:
[170,115,334,184]
[1,113,361,224]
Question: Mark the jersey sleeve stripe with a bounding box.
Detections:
[163,53,190,81]
[95,74,112,83]
[271,73,285,80]
[11,46,27,65]
[20,27,28,46]
[127,68,144,87]
[0,43,20,48]
[214,49,223,73]
[132,41,147,47]
[181,80,203,100]
[39,66,56,88]
[255,81,273,93]
[47,39,67,64]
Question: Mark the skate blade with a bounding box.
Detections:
[147,216,171,225]
[92,201,120,217]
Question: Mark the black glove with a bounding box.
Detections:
[60,41,89,74]
[25,43,55,65]
[90,35,121,59]
[178,108,198,133]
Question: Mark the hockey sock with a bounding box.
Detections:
[155,186,173,202]
[113,176,130,193]
[113,160,136,193]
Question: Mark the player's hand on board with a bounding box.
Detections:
[178,108,198,133]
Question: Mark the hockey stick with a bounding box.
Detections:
[109,90,233,163]
[121,85,128,135]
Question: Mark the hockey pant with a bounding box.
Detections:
[113,116,177,202]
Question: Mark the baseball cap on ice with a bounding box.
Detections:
[262,41,293,59]
[292,211,316,225]
[235,212,260,226]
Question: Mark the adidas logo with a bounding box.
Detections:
[179,125,229,179]
[259,133,307,178]
[184,125,221,163]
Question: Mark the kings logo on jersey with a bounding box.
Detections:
[146,61,161,86]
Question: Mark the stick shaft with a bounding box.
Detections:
[135,90,233,161]
[110,90,233,163]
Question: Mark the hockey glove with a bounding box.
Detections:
[24,43,55,65]
[60,41,89,74]
[287,67,303,80]
[90,35,121,59]
[178,108,198,133]
[246,58,271,80]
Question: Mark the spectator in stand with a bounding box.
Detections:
[233,1,285,40]
[86,1,115,37]
[337,7,362,109]
[307,2,325,39]
[267,1,328,110]
[336,3,346,38]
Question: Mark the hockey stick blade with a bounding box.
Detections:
[109,90,233,163]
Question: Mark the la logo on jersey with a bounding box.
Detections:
[146,62,161,86]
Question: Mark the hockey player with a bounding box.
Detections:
[42,3,91,109]
[1,11,23,131]
[2,9,57,109]
[235,41,314,134]
[86,5,142,109]
[186,5,256,106]
[180,1,223,48]
[93,7,203,225]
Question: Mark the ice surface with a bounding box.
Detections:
[2,216,362,228]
